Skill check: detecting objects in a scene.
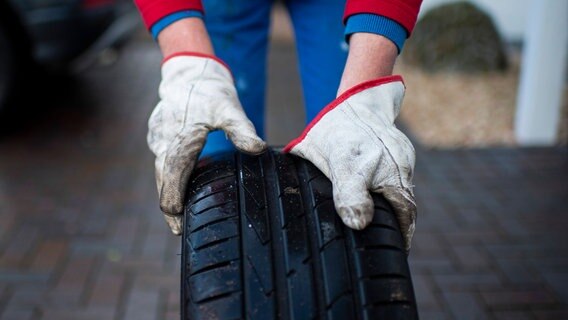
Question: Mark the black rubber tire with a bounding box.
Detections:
[181,149,418,320]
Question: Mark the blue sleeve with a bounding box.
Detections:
[345,14,408,54]
[150,10,204,40]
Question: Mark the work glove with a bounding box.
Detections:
[147,53,266,234]
[284,76,416,251]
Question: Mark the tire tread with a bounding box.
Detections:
[181,150,418,320]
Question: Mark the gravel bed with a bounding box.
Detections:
[396,57,567,148]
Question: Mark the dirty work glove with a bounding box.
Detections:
[284,76,416,251]
[147,52,266,234]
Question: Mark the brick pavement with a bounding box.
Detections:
[0,34,567,320]
[409,148,568,319]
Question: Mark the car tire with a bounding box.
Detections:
[181,149,418,320]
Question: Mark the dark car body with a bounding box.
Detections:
[0,0,137,109]
[2,0,135,66]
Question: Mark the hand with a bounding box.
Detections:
[284,76,416,251]
[147,53,266,234]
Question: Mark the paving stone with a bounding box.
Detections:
[485,243,540,260]
[88,268,125,308]
[0,270,49,284]
[122,287,162,320]
[443,230,505,246]
[412,232,447,257]
[141,229,169,264]
[481,289,558,307]
[7,286,47,307]
[433,273,502,291]
[50,255,97,307]
[491,310,535,320]
[495,259,541,286]
[413,274,441,310]
[41,307,115,320]
[529,257,568,273]
[532,308,568,320]
[418,310,452,320]
[0,305,36,320]
[29,240,67,275]
[441,291,487,320]
[409,256,456,273]
[0,213,15,242]
[137,273,179,289]
[453,207,494,229]
[164,290,180,320]
[539,272,568,304]
[110,216,143,254]
[0,226,39,269]
[450,245,492,271]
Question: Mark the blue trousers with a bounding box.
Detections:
[201,0,348,156]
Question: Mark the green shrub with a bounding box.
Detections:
[403,1,508,73]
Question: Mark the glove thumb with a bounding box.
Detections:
[218,104,266,155]
[332,173,374,230]
[223,118,266,155]
[158,127,208,225]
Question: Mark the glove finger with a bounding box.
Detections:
[159,127,208,215]
[220,112,266,155]
[332,173,374,230]
[163,214,183,235]
[379,187,417,252]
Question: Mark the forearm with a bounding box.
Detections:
[157,18,214,57]
[337,33,398,96]
[339,0,423,95]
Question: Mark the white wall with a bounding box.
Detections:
[514,0,568,145]
[420,0,530,42]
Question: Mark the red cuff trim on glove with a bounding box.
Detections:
[283,75,404,153]
[162,52,232,74]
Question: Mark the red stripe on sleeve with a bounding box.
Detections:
[134,0,204,30]
[344,0,423,35]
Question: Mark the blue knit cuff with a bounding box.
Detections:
[345,14,408,53]
[150,10,204,40]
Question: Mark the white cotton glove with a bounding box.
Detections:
[147,53,266,234]
[284,76,416,251]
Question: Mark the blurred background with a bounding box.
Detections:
[0,0,566,319]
